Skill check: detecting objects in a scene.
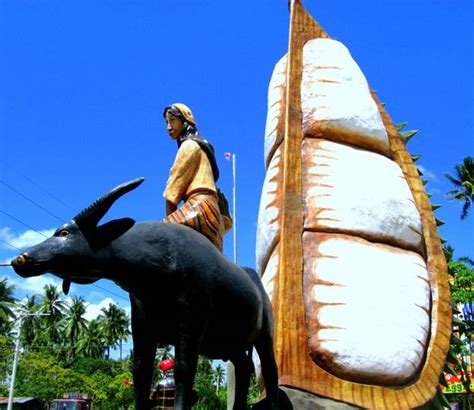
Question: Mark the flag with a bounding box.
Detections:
[224,152,232,160]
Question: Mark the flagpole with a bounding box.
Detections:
[232,153,237,264]
[226,153,237,410]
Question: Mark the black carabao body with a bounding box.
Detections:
[12,178,279,409]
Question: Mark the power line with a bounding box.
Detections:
[91,283,129,303]
[0,180,64,223]
[2,162,75,212]
[0,210,49,239]
[0,238,23,252]
[0,178,130,305]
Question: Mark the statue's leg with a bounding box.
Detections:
[231,351,253,410]
[254,329,279,409]
[174,293,206,409]
[131,299,158,410]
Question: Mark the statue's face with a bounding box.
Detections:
[165,112,184,140]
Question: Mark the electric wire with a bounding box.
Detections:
[2,162,75,212]
[0,238,23,252]
[0,178,129,304]
[0,210,49,239]
[90,283,129,303]
[0,180,65,223]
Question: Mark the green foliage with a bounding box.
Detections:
[445,156,474,220]
[192,358,227,409]
[76,318,107,358]
[194,357,214,388]
[0,334,14,388]
[99,303,130,360]
[0,277,16,335]
[247,373,261,408]
[13,352,135,409]
[449,260,474,304]
[64,296,88,356]
[17,295,43,349]
[193,384,226,410]
[39,284,66,345]
[104,372,135,409]
[442,246,474,400]
[15,352,97,404]
[68,357,120,377]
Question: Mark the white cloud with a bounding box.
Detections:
[84,297,116,321]
[417,165,438,182]
[10,274,62,295]
[0,227,55,250]
[87,290,106,301]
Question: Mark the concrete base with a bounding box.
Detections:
[252,386,439,409]
[253,386,360,409]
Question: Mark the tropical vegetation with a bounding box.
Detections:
[0,146,472,408]
[445,156,474,220]
[0,282,241,409]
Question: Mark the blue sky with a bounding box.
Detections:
[1,0,473,356]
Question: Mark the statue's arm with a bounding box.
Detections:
[163,140,200,206]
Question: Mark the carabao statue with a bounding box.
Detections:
[256,1,451,408]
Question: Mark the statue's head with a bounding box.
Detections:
[163,103,196,140]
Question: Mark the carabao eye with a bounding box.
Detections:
[59,229,70,237]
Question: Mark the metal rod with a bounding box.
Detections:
[8,312,50,410]
[232,154,237,264]
[7,317,22,410]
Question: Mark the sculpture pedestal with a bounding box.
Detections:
[252,386,359,409]
[278,387,359,410]
[253,386,439,409]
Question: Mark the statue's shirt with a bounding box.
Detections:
[164,139,217,205]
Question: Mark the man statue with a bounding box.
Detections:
[162,103,232,251]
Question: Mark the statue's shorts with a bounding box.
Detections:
[162,193,224,251]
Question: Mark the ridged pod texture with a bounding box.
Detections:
[256,7,450,408]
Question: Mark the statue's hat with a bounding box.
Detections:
[169,103,196,126]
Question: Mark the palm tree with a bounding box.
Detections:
[65,296,88,355]
[157,345,173,361]
[17,294,42,348]
[99,303,130,359]
[39,284,65,345]
[76,319,107,358]
[445,156,474,219]
[0,278,16,335]
[214,364,225,393]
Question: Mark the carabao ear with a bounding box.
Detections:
[92,218,136,249]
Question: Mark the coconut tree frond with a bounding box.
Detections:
[445,156,474,220]
[460,197,472,220]
[459,256,474,267]
[0,278,17,334]
[64,296,88,354]
[445,173,463,187]
[39,284,66,344]
[99,303,130,359]
[17,294,43,348]
[455,157,474,181]
[76,318,107,358]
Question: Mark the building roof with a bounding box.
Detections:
[0,397,40,404]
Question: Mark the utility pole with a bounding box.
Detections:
[8,312,49,410]
[232,153,237,263]
[226,152,237,409]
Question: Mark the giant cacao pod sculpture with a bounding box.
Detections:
[256,1,451,408]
